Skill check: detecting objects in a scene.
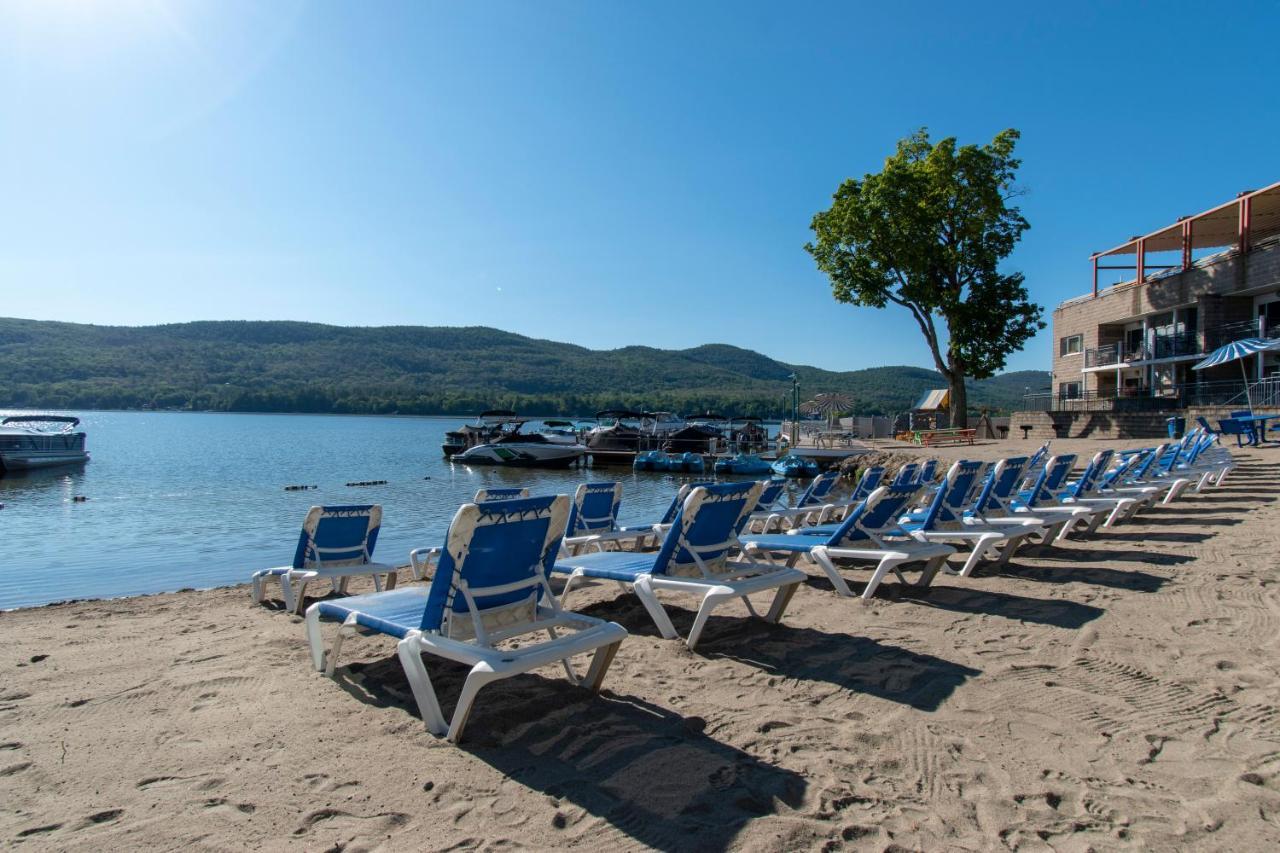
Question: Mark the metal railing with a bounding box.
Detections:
[1020,378,1274,413]
[1084,331,1201,368]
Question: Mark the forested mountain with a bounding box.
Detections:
[0,318,1048,417]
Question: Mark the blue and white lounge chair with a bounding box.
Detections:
[741,482,955,601]
[305,495,627,742]
[964,456,1071,544]
[773,466,886,538]
[409,488,530,580]
[562,481,659,554]
[250,504,396,614]
[554,482,807,649]
[749,469,841,532]
[1007,454,1107,541]
[897,460,1036,577]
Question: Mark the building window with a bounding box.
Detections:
[1059,334,1083,356]
[1058,381,1082,400]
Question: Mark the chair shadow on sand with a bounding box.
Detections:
[574,596,981,714]
[992,561,1170,593]
[888,582,1105,628]
[330,659,807,851]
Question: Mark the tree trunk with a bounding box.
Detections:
[948,374,968,429]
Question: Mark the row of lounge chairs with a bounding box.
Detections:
[249,428,1234,742]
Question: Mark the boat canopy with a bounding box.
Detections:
[1,415,81,430]
[542,419,575,427]
[595,409,644,419]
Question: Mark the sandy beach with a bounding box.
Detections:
[3,438,1279,851]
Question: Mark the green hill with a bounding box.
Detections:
[0,318,1047,417]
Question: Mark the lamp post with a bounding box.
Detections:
[789,373,799,447]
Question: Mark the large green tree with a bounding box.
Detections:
[805,128,1044,427]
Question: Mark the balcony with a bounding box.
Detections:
[1083,332,1201,368]
[1208,318,1280,349]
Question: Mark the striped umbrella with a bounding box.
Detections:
[800,392,854,428]
[1192,337,1280,409]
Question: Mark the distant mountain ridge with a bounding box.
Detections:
[0,317,1048,417]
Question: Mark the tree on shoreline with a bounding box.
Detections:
[805,128,1044,427]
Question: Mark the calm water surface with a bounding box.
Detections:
[0,411,785,609]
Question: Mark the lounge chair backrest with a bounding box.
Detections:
[920,460,986,528]
[826,482,918,547]
[1022,454,1077,507]
[892,463,919,486]
[1026,442,1050,470]
[292,505,381,570]
[754,478,787,512]
[423,495,570,642]
[1064,450,1114,499]
[473,488,529,502]
[797,470,840,507]
[1096,451,1141,490]
[916,459,939,485]
[652,481,762,578]
[567,482,623,535]
[658,481,713,524]
[975,456,1028,515]
[849,466,885,503]
[1126,445,1165,480]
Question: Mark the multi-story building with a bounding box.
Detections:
[1051,182,1280,409]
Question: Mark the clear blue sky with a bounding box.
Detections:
[2,1,1277,375]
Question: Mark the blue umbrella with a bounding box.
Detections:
[1192,337,1280,409]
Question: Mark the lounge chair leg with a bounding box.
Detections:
[292,580,310,615]
[958,535,1003,577]
[371,573,383,593]
[863,555,907,601]
[688,588,736,650]
[251,573,265,604]
[326,620,356,677]
[632,576,679,640]
[448,663,502,743]
[396,635,448,737]
[764,581,800,624]
[558,570,584,606]
[583,640,622,691]
[281,575,298,614]
[304,605,326,671]
[810,547,856,597]
[917,554,947,588]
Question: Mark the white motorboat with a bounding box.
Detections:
[0,415,90,471]
[452,423,586,468]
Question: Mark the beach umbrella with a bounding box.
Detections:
[800,392,854,428]
[1192,337,1280,410]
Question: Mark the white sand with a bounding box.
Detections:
[2,439,1279,850]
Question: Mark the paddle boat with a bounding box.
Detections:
[713,452,772,475]
[771,454,819,478]
[633,450,670,471]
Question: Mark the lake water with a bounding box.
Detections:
[0,411,788,610]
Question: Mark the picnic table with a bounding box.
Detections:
[913,428,976,447]
[815,431,858,448]
[1236,413,1280,445]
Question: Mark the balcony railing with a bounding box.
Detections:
[1083,331,1201,368]
[1021,378,1276,413]
[1208,318,1280,349]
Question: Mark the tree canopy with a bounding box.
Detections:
[805,128,1044,426]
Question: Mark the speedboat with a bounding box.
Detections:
[452,422,586,468]
[442,410,517,457]
[0,415,90,471]
[537,419,581,445]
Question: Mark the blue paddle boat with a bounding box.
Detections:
[771,454,819,478]
[668,452,705,473]
[713,453,772,476]
[633,450,670,472]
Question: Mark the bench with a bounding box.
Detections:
[915,428,976,447]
